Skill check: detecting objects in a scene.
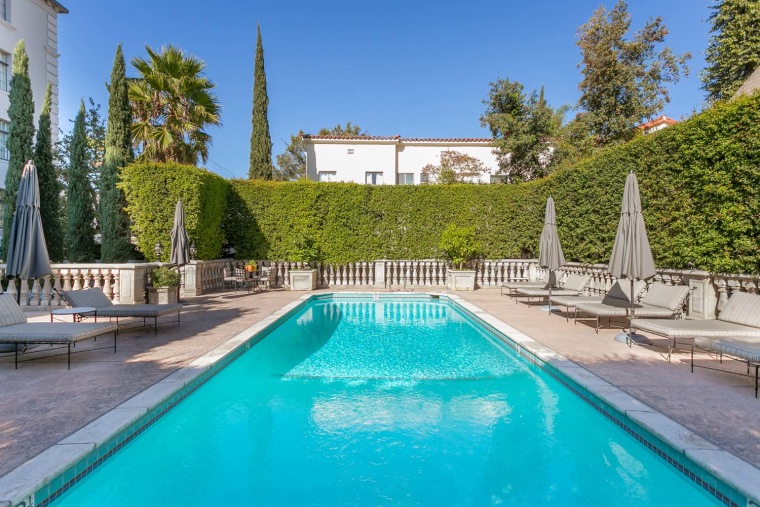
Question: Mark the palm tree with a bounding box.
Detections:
[129,45,221,165]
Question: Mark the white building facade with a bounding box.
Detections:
[0,0,67,188]
[302,135,501,185]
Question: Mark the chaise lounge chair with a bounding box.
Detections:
[61,288,183,335]
[548,281,637,322]
[575,282,688,333]
[500,270,557,296]
[514,273,591,305]
[633,292,760,377]
[0,294,117,369]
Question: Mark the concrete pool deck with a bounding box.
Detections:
[1,287,759,490]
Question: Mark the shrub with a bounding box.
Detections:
[438,225,480,269]
[150,266,181,287]
[120,162,229,260]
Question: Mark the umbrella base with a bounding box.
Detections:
[614,332,651,345]
[537,305,560,313]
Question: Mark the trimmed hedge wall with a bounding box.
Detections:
[122,95,760,273]
[120,163,228,261]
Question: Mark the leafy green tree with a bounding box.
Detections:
[34,83,64,261]
[66,101,97,262]
[576,0,690,145]
[702,0,760,102]
[54,98,106,187]
[481,79,567,182]
[130,45,221,165]
[249,25,273,179]
[421,151,488,184]
[274,123,366,181]
[1,40,35,260]
[100,44,133,262]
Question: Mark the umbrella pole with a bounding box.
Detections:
[538,270,557,313]
[614,278,650,345]
[16,279,20,306]
[629,278,634,346]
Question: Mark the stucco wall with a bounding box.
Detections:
[305,140,397,184]
[397,143,498,184]
[305,139,500,185]
[0,0,62,188]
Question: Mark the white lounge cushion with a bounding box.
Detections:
[633,318,760,338]
[641,284,690,311]
[549,295,604,308]
[694,336,760,363]
[0,294,28,327]
[0,322,117,343]
[717,292,760,328]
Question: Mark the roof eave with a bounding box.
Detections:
[46,0,69,14]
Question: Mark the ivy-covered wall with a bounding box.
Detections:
[120,163,229,261]
[122,95,760,273]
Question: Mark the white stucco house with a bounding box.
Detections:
[0,0,67,188]
[302,135,501,185]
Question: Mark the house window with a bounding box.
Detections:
[490,175,506,184]
[397,173,414,185]
[318,171,336,182]
[347,148,354,154]
[0,0,8,22]
[420,173,429,184]
[365,172,383,185]
[0,52,8,92]
[0,120,9,160]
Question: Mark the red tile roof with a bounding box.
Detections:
[301,135,400,141]
[637,115,678,130]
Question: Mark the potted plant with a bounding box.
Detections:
[148,266,182,304]
[439,224,480,291]
[288,237,319,291]
[245,260,257,273]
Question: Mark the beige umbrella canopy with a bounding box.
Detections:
[538,196,565,312]
[608,171,656,344]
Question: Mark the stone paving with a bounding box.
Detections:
[1,287,759,482]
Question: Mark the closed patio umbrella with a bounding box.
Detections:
[6,160,52,304]
[608,171,656,344]
[170,200,190,304]
[170,200,190,267]
[538,196,565,312]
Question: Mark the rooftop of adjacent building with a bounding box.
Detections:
[301,134,493,144]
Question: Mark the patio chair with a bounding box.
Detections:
[574,281,686,333]
[513,274,591,305]
[500,270,557,296]
[233,268,253,293]
[633,291,760,366]
[60,287,182,335]
[255,266,275,292]
[223,266,237,291]
[0,294,117,369]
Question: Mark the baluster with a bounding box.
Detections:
[30,278,42,306]
[19,279,30,307]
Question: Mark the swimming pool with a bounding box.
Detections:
[31,295,744,505]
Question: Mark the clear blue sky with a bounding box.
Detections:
[57,0,712,179]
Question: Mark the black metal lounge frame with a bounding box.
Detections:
[96,309,181,335]
[690,342,759,398]
[0,330,117,370]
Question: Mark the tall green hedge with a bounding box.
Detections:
[122,95,760,273]
[120,163,228,260]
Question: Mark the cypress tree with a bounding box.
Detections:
[66,101,96,262]
[249,24,273,180]
[34,82,63,261]
[1,40,35,259]
[100,44,133,262]
[702,0,760,102]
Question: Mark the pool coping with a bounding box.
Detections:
[1,291,758,507]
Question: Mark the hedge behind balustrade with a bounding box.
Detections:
[120,163,228,261]
[122,95,760,273]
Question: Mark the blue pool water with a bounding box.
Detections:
[53,297,718,506]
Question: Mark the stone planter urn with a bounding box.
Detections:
[148,286,179,305]
[446,269,477,291]
[289,269,318,291]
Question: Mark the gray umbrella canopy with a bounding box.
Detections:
[170,200,190,266]
[538,196,565,272]
[538,196,565,311]
[608,172,656,343]
[608,172,655,281]
[6,160,52,285]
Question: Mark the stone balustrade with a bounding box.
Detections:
[2,259,758,320]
